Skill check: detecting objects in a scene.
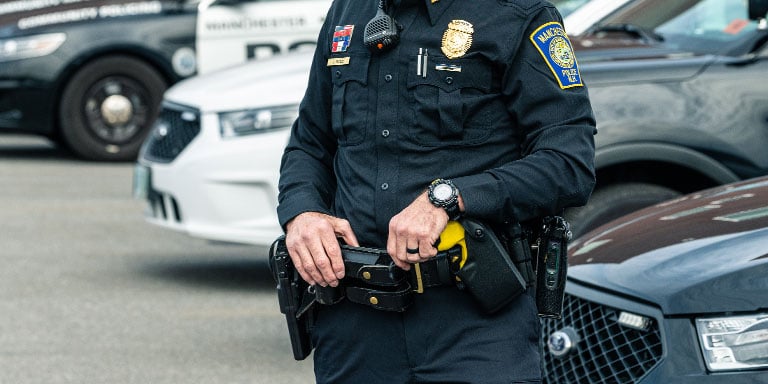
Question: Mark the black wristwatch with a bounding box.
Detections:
[428,179,462,220]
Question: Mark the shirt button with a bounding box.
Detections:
[381,130,390,137]
[335,70,342,78]
[384,74,393,82]
[445,76,454,84]
[381,183,389,190]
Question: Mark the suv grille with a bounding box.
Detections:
[142,103,200,163]
[541,293,663,384]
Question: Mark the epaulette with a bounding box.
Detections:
[497,0,551,17]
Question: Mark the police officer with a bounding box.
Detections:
[277,0,595,381]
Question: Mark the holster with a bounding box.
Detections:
[268,236,314,361]
[456,218,528,314]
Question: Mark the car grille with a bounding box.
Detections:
[142,103,200,163]
[540,293,663,384]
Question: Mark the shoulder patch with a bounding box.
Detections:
[529,22,583,89]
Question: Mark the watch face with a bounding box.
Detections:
[433,183,453,201]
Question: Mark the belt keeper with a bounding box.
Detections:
[315,284,345,305]
[351,263,405,287]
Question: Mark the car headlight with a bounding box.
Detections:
[219,104,298,138]
[696,313,768,371]
[0,33,66,62]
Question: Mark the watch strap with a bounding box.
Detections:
[444,201,462,221]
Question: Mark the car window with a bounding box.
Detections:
[599,0,759,53]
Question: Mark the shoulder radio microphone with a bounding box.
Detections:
[364,0,401,53]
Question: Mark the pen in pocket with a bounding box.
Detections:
[416,48,429,78]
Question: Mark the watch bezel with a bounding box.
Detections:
[432,183,454,202]
[428,179,459,208]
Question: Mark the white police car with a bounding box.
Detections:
[134,51,310,245]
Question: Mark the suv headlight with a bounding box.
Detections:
[0,33,66,62]
[696,314,768,371]
[219,104,298,138]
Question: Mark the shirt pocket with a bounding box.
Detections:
[406,56,497,147]
[330,54,370,146]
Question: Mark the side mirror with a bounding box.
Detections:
[749,0,768,20]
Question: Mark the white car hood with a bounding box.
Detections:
[164,51,314,113]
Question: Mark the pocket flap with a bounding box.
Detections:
[407,58,492,92]
[330,54,370,86]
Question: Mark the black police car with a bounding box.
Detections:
[565,0,768,238]
[541,175,768,383]
[0,0,197,161]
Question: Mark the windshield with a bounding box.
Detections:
[562,0,635,35]
[551,0,593,17]
[596,0,760,54]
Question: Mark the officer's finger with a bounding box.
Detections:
[422,237,439,258]
[387,233,411,270]
[391,254,410,271]
[405,241,421,263]
[289,245,319,286]
[385,235,398,264]
[333,219,359,248]
[394,234,410,266]
[305,239,337,287]
[386,225,401,260]
[408,240,437,263]
[320,234,345,284]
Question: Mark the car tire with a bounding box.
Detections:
[59,55,167,161]
[566,182,682,239]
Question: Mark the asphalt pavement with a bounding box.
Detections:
[0,135,315,383]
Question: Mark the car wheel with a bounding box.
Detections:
[59,55,167,161]
[566,182,682,239]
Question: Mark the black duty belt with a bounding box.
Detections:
[270,217,567,360]
[314,245,463,312]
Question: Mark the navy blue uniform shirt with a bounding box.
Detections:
[278,0,596,248]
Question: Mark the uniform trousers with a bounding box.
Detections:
[310,285,542,384]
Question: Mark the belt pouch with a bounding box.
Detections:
[315,285,345,305]
[458,218,527,314]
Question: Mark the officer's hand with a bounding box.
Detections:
[387,192,446,271]
[285,212,359,287]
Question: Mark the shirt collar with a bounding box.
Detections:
[423,0,455,26]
